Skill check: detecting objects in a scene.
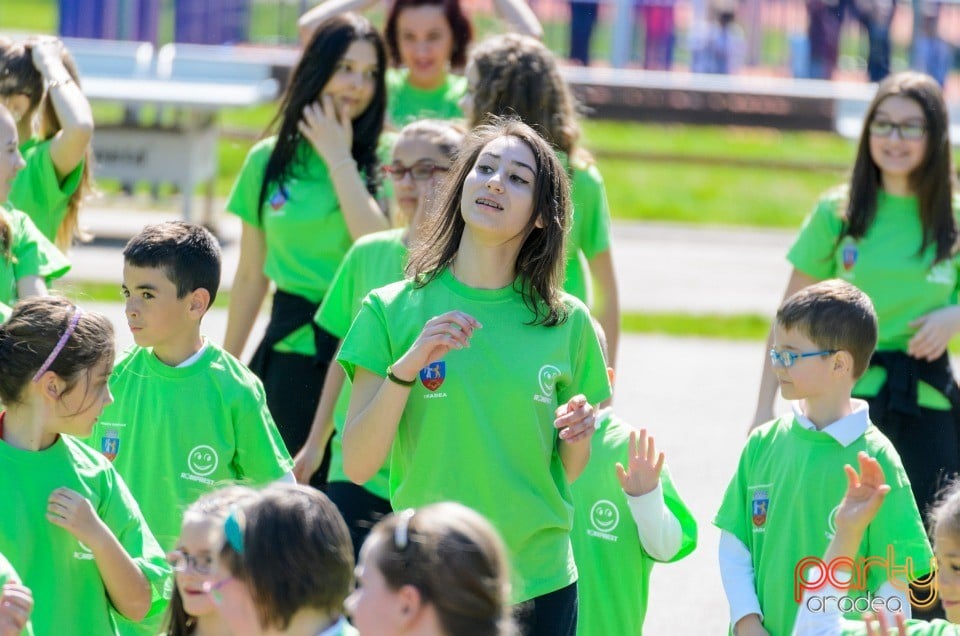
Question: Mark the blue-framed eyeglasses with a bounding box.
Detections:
[769,348,838,368]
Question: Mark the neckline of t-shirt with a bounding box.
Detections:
[393,67,455,96]
[788,415,854,444]
[438,266,518,302]
[877,189,918,211]
[145,342,218,378]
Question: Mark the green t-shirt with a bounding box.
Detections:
[226,137,355,355]
[0,203,71,320]
[315,227,408,500]
[563,157,613,306]
[714,415,933,636]
[570,412,697,636]
[0,552,34,636]
[385,68,467,129]
[338,268,612,602]
[83,342,294,551]
[9,136,84,243]
[0,429,170,636]
[788,190,960,407]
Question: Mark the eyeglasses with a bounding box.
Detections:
[769,348,838,368]
[868,119,926,140]
[202,576,234,605]
[166,550,215,576]
[382,161,448,182]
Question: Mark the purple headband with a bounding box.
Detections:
[32,308,83,382]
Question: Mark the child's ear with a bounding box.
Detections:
[396,584,424,626]
[833,351,855,377]
[187,288,211,318]
[37,371,66,401]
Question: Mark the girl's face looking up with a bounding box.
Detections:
[173,517,221,618]
[460,135,538,248]
[396,5,454,89]
[321,40,379,121]
[868,95,928,189]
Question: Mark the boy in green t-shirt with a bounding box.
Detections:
[571,322,697,636]
[84,222,294,635]
[716,280,933,636]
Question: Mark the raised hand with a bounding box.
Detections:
[863,610,907,636]
[0,582,33,636]
[616,428,665,497]
[834,452,890,537]
[390,311,481,383]
[47,487,108,548]
[298,95,354,167]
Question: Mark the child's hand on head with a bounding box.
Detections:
[615,429,665,497]
[0,581,33,636]
[46,487,109,548]
[298,96,353,166]
[835,452,890,537]
[392,311,481,382]
[554,395,596,444]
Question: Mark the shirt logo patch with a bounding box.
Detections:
[842,243,858,271]
[587,499,621,542]
[100,429,120,462]
[752,489,769,528]
[181,445,219,485]
[268,185,289,212]
[534,365,561,404]
[420,361,446,391]
[825,504,840,540]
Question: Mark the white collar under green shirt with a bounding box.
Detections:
[791,399,870,448]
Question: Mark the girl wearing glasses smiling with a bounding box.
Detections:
[754,71,960,528]
[293,120,464,557]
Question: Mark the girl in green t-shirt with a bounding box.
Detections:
[163,486,257,636]
[347,503,516,636]
[0,296,169,636]
[754,72,960,525]
[0,37,94,251]
[461,34,621,370]
[340,119,610,635]
[298,0,542,129]
[0,104,70,321]
[204,484,356,636]
[224,14,390,488]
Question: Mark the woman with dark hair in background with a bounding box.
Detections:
[224,14,389,489]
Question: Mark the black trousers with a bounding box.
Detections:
[515,582,578,636]
[327,481,393,560]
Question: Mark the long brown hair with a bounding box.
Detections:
[845,71,956,262]
[467,34,586,164]
[0,38,94,251]
[406,118,570,326]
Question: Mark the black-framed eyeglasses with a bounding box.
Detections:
[167,550,215,576]
[382,161,448,182]
[769,348,838,369]
[868,119,926,140]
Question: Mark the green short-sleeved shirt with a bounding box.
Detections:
[338,269,612,602]
[315,228,408,499]
[0,203,71,315]
[563,158,613,305]
[226,137,355,355]
[714,415,933,636]
[84,342,294,552]
[0,552,34,636]
[385,68,467,129]
[840,619,960,635]
[571,412,697,636]
[0,427,170,636]
[9,136,84,243]
[788,190,960,407]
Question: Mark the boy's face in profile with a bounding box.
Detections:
[771,324,839,401]
[122,263,197,352]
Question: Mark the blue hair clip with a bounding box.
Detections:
[224,507,245,555]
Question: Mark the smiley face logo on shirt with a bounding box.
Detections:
[187,445,219,477]
[538,365,561,398]
[590,500,620,533]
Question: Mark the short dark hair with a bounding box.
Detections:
[123,221,221,306]
[776,279,878,378]
[219,484,354,630]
